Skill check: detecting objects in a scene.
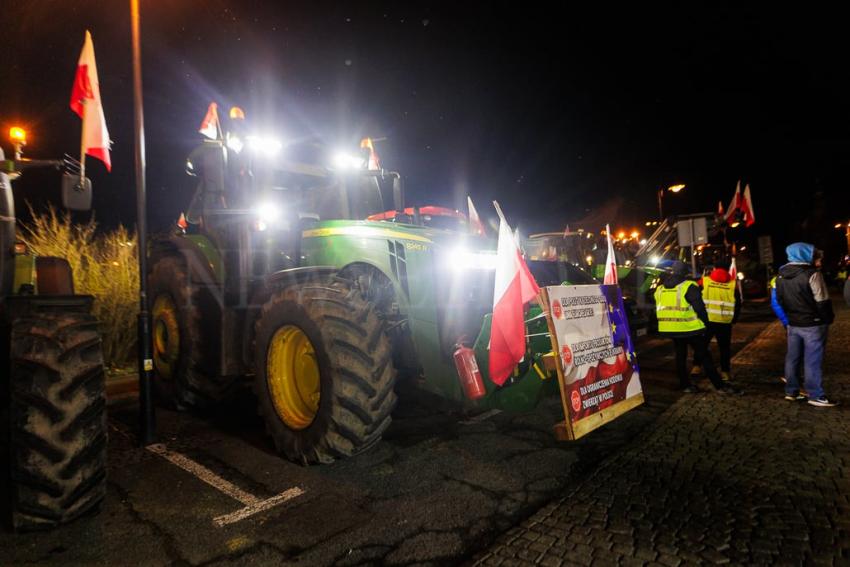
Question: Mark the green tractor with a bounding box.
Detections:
[1,133,107,530]
[148,122,557,464]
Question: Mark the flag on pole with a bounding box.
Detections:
[741,184,755,227]
[717,200,724,217]
[360,137,381,170]
[563,224,570,237]
[177,213,188,231]
[70,30,111,172]
[603,223,618,285]
[199,102,221,139]
[724,181,741,225]
[467,196,486,235]
[489,202,540,386]
[728,256,737,280]
[724,181,756,227]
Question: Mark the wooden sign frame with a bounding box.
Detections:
[539,287,645,441]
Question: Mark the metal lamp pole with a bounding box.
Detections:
[131,0,155,445]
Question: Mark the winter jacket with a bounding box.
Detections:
[698,268,742,324]
[776,243,834,327]
[657,272,708,338]
[770,276,789,327]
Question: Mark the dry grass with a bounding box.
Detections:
[20,205,139,370]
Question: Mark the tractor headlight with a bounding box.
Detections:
[449,247,498,271]
[255,202,283,231]
[333,152,364,170]
[247,135,282,156]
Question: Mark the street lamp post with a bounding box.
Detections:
[657,184,686,220]
[131,0,155,446]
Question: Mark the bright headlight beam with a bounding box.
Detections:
[247,136,282,156]
[333,152,364,170]
[256,202,282,225]
[449,247,498,271]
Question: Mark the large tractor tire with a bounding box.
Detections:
[3,310,106,531]
[148,255,227,407]
[254,279,397,464]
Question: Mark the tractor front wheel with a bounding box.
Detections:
[254,280,396,464]
[148,255,226,407]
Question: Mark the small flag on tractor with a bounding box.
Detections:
[70,30,111,172]
[199,102,221,140]
[177,213,188,231]
[467,196,486,235]
[360,137,381,170]
[603,223,618,285]
[489,202,540,386]
[724,181,756,227]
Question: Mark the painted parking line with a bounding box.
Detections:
[146,443,305,527]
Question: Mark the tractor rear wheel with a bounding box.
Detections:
[3,310,106,531]
[254,279,397,464]
[148,255,227,407]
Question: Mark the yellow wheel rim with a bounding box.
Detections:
[266,325,321,430]
[152,294,180,379]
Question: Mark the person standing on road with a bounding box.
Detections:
[776,243,836,407]
[654,260,741,394]
[691,259,741,381]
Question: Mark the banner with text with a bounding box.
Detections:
[547,284,644,439]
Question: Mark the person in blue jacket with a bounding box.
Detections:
[776,243,836,407]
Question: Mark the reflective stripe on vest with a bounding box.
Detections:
[654,281,705,333]
[702,279,736,323]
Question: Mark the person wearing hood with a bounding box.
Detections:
[654,260,741,394]
[776,242,836,407]
[691,259,742,381]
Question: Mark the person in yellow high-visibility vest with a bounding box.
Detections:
[655,261,742,394]
[691,260,741,381]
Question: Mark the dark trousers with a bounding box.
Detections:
[673,335,723,389]
[694,322,732,372]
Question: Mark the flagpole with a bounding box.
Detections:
[79,101,86,181]
[131,0,155,446]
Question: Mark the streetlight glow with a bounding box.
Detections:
[668,184,686,193]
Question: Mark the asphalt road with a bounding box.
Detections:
[0,302,775,566]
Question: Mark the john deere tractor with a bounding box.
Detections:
[1,134,106,530]
[148,117,555,465]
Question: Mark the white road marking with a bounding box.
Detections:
[146,443,305,526]
[213,487,305,527]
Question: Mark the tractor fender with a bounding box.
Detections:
[241,265,339,369]
[149,235,219,289]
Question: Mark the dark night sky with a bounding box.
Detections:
[2,2,849,261]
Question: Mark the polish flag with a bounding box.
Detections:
[199,102,221,139]
[724,181,741,225]
[69,30,111,172]
[741,184,756,227]
[360,137,381,170]
[467,196,486,235]
[728,256,737,280]
[724,181,756,227]
[603,223,618,285]
[717,200,724,217]
[489,203,540,386]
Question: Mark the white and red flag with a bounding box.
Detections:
[603,223,618,285]
[69,30,111,172]
[199,102,221,139]
[360,137,381,170]
[489,202,540,386]
[724,181,756,227]
[741,184,756,226]
[467,196,486,235]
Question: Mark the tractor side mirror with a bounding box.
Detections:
[61,173,92,211]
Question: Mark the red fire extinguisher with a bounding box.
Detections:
[453,343,487,400]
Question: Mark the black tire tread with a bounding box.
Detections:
[147,255,232,406]
[5,310,107,531]
[254,277,397,464]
